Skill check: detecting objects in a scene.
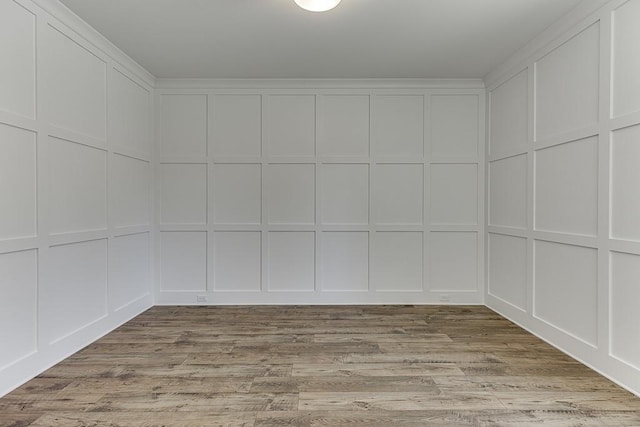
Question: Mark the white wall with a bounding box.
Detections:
[0,0,154,397]
[485,0,640,396]
[154,81,485,305]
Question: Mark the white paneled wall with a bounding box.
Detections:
[0,0,154,397]
[486,0,640,397]
[156,84,485,304]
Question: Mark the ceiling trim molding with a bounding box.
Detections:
[29,0,156,87]
[484,0,608,90]
[154,78,485,91]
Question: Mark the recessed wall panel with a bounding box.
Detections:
[430,164,478,225]
[44,25,106,140]
[160,163,207,224]
[109,69,150,155]
[534,240,597,346]
[160,95,207,157]
[489,154,527,229]
[488,233,527,310]
[490,69,528,155]
[374,164,423,225]
[42,240,108,343]
[431,95,478,159]
[267,95,315,157]
[49,137,107,235]
[111,154,150,228]
[160,232,207,292]
[319,95,369,157]
[321,164,369,225]
[0,124,36,240]
[612,0,640,117]
[535,23,599,139]
[535,136,598,237]
[267,164,315,225]
[213,163,261,225]
[321,232,369,292]
[212,95,261,157]
[267,232,315,292]
[0,1,35,119]
[610,251,640,369]
[109,233,149,311]
[0,250,37,368]
[214,232,261,292]
[372,232,423,291]
[430,232,477,292]
[374,96,424,158]
[611,124,640,242]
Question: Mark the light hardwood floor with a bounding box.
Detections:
[2,305,639,426]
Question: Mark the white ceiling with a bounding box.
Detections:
[59,0,586,79]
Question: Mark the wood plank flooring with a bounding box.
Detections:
[2,305,639,426]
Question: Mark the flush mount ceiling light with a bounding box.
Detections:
[294,0,342,12]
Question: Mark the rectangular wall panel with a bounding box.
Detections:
[213,163,261,225]
[42,240,108,344]
[160,163,207,224]
[267,164,315,225]
[489,70,528,155]
[321,164,369,225]
[430,95,479,160]
[321,232,369,292]
[109,233,150,311]
[160,95,208,157]
[488,233,527,310]
[267,232,315,292]
[534,240,598,346]
[610,251,640,369]
[111,154,150,228]
[109,69,150,155]
[267,95,315,157]
[489,154,527,229]
[612,0,640,117]
[44,25,106,140]
[48,137,107,235]
[160,232,207,292]
[319,95,369,157]
[374,164,423,225]
[0,123,37,240]
[430,164,478,225]
[372,232,423,292]
[429,232,478,292]
[0,250,37,369]
[212,95,261,158]
[374,95,424,158]
[0,0,35,119]
[611,124,640,242]
[213,232,261,292]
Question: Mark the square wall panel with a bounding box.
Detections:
[611,124,640,242]
[374,95,424,158]
[213,163,261,225]
[214,232,261,292]
[372,232,423,292]
[321,232,369,292]
[535,136,598,237]
[374,164,423,225]
[160,163,207,224]
[488,233,527,310]
[430,95,479,160]
[489,154,527,229]
[610,251,640,369]
[212,95,261,157]
[267,95,315,157]
[161,232,207,292]
[534,240,597,346]
[109,69,150,155]
[109,233,150,311]
[267,164,315,225]
[612,0,640,117]
[44,25,106,140]
[0,0,35,119]
[0,250,37,369]
[319,95,369,157]
[321,164,369,225]
[0,123,36,240]
[110,154,150,228]
[535,23,599,140]
[490,69,528,155]
[267,232,315,292]
[430,164,478,225]
[49,137,107,235]
[429,232,477,292]
[160,95,207,157]
[42,240,108,343]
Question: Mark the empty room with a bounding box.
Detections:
[1,0,640,425]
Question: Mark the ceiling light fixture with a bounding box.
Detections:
[294,0,342,12]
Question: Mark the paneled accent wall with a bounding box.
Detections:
[486,0,640,396]
[0,0,154,396]
[155,83,485,305]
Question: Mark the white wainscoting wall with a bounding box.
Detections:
[154,81,486,305]
[485,0,640,397]
[0,0,154,396]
